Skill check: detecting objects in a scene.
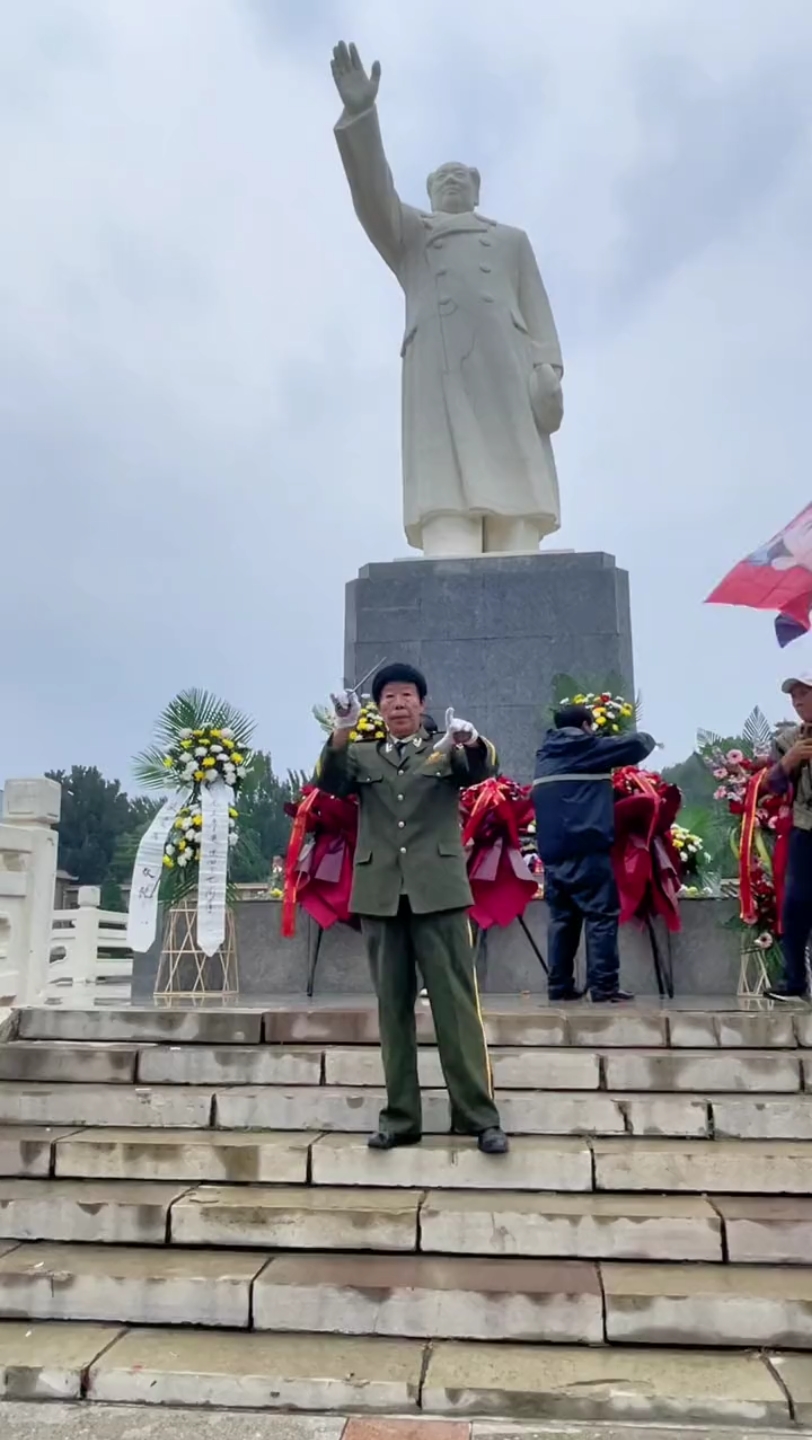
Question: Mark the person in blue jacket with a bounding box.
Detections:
[533,703,657,1003]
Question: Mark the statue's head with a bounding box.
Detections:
[426,162,480,215]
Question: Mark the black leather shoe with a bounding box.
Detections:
[478,1126,510,1155]
[367,1131,422,1151]
[549,988,586,1002]
[590,988,635,1004]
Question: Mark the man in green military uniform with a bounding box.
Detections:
[316,662,508,1155]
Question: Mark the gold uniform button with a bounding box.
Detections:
[397,794,404,801]
[398,820,405,828]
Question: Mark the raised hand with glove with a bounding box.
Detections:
[434,707,480,754]
[329,688,361,750]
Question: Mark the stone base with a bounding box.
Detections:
[344,551,634,781]
[132,898,741,1001]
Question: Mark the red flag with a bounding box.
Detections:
[706,502,812,644]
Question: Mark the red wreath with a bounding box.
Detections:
[737,767,793,935]
[611,767,684,933]
[459,777,538,930]
[282,786,359,937]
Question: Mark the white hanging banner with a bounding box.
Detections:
[127,793,185,953]
[197,777,231,957]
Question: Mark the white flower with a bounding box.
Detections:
[185,827,196,840]
[237,766,246,778]
[177,854,188,868]
[194,746,208,758]
[229,832,238,847]
[165,843,175,856]
[210,744,223,754]
[205,770,218,783]
[179,728,193,739]
[221,728,234,740]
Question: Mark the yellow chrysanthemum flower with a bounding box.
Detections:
[222,738,234,750]
[231,753,244,766]
[193,730,203,737]
[210,729,221,738]
[163,756,173,768]
[180,739,192,750]
[202,757,216,768]
[194,769,204,781]
[163,855,174,868]
[194,814,204,827]
[228,808,238,820]
[178,840,186,852]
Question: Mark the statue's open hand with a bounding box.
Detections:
[331,41,381,115]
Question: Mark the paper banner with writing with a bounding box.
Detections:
[126,793,185,953]
[197,777,231,956]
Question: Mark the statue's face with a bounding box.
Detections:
[428,163,479,214]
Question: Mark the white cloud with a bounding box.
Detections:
[2,0,812,785]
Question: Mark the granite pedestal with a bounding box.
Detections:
[344,551,634,781]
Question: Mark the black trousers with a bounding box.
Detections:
[544,852,621,998]
[780,828,812,993]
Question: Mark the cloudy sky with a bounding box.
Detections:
[3,0,812,791]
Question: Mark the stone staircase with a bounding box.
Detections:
[0,999,811,1430]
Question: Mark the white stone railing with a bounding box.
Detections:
[0,777,133,1007]
[49,885,133,1001]
[0,778,61,1005]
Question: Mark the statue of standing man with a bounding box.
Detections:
[331,41,565,559]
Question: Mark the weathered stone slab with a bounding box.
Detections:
[88,1329,425,1412]
[422,1342,788,1425]
[0,1084,213,1129]
[324,1047,599,1091]
[215,1086,450,1134]
[263,1008,569,1049]
[603,1261,812,1347]
[712,1096,812,1140]
[592,1139,812,1194]
[170,1184,421,1251]
[0,1243,265,1327]
[617,1096,709,1137]
[566,1013,667,1048]
[18,1008,261,1045]
[603,1050,800,1093]
[716,1013,797,1048]
[495,1093,626,1136]
[420,1192,722,1262]
[0,1178,186,1244]
[794,1014,812,1047]
[311,1135,592,1192]
[0,1127,79,1178]
[140,1045,322,1087]
[253,1253,603,1343]
[667,1014,718,1048]
[54,1127,311,1184]
[0,1320,123,1400]
[0,1042,137,1085]
[714,1197,812,1264]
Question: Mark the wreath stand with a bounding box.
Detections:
[154,894,239,1003]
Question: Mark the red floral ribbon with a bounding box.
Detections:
[282,788,320,938]
[737,770,763,925]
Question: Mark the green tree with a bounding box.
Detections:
[46,766,133,889]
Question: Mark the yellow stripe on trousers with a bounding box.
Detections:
[468,919,494,1098]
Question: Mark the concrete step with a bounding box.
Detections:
[0,1042,138,1085]
[0,1243,264,1327]
[324,1047,600,1090]
[17,1009,263,1046]
[169,1184,421,1251]
[602,1261,812,1348]
[593,1138,812,1193]
[310,1134,593,1190]
[50,1127,311,1183]
[139,1044,322,1087]
[420,1191,725,1261]
[1,1320,792,1424]
[0,1178,189,1243]
[602,1048,802,1092]
[254,1252,606,1343]
[0,1084,214,1129]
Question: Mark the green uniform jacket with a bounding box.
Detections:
[315,730,499,917]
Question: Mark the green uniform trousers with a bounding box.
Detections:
[361,899,501,1138]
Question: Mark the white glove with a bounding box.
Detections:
[435,706,479,753]
[330,688,361,732]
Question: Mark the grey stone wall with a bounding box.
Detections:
[132,897,742,1001]
[344,551,634,782]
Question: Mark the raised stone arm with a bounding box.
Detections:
[331,40,406,276]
